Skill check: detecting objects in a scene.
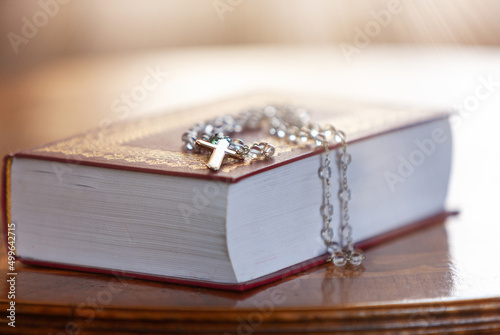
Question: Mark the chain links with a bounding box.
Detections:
[319,130,365,267]
[183,105,364,267]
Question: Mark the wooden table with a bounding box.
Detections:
[1,46,500,334]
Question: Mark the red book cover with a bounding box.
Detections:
[6,93,448,182]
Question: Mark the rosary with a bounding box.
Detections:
[182,106,365,267]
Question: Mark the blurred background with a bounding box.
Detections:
[1,0,500,73]
[1,0,500,210]
[1,0,500,311]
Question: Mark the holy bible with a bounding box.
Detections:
[2,93,452,291]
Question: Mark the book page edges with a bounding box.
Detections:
[12,211,454,291]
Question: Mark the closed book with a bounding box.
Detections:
[2,93,452,291]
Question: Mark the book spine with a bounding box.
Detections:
[2,155,13,255]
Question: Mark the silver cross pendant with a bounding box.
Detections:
[196,138,244,171]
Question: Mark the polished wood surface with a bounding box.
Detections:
[1,47,500,334]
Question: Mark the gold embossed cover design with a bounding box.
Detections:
[8,93,447,183]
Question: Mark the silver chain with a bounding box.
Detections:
[183,106,364,267]
[319,131,365,267]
